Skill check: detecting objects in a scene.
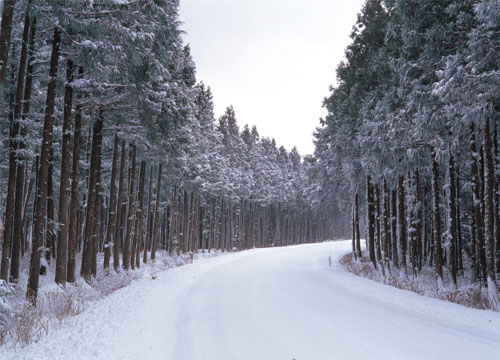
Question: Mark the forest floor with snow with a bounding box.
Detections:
[0,249,226,350]
[340,248,493,311]
[2,240,500,360]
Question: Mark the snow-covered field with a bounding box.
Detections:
[4,241,500,360]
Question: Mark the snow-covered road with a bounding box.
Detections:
[6,241,500,360]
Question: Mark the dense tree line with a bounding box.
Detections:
[314,0,500,309]
[0,0,334,306]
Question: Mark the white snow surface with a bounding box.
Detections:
[5,241,500,360]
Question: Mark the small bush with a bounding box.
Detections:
[6,301,48,349]
[340,252,494,311]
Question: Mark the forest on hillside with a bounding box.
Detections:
[314,0,500,309]
[0,0,336,315]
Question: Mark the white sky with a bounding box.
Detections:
[179,0,366,156]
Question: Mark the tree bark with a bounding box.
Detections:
[9,8,33,283]
[132,161,145,268]
[493,121,500,274]
[432,148,444,287]
[383,179,391,273]
[391,187,398,267]
[103,132,119,270]
[398,175,407,278]
[26,28,61,303]
[483,119,499,309]
[67,67,83,283]
[375,183,383,269]
[81,112,104,281]
[367,176,377,268]
[113,140,126,271]
[122,145,136,270]
[448,155,458,287]
[0,0,15,113]
[151,164,162,260]
[470,123,485,283]
[55,59,74,285]
[354,192,362,259]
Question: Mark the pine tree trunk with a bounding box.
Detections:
[398,175,407,278]
[383,180,391,272]
[352,200,357,260]
[375,183,383,269]
[20,20,37,259]
[0,0,15,113]
[46,149,55,262]
[9,9,33,283]
[26,28,61,303]
[122,145,136,270]
[432,148,444,287]
[176,194,182,255]
[67,67,83,283]
[483,119,499,309]
[151,164,162,260]
[470,123,485,283]
[367,176,377,268]
[22,163,34,257]
[55,59,74,285]
[113,140,126,271]
[143,165,154,261]
[416,171,423,272]
[448,155,458,287]
[409,173,418,277]
[354,192,362,259]
[81,113,104,280]
[391,187,398,267]
[132,161,146,268]
[167,185,175,256]
[493,121,500,274]
[103,133,119,270]
[189,192,195,253]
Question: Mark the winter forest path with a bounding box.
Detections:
[7,241,500,360]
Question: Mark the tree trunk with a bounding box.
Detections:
[432,148,444,288]
[483,119,499,309]
[67,67,83,283]
[398,175,407,278]
[0,0,15,113]
[46,149,55,262]
[9,8,33,283]
[81,112,104,281]
[113,140,126,271]
[26,28,61,303]
[132,161,146,268]
[470,123,485,283]
[151,164,162,260]
[367,176,377,268]
[55,59,74,285]
[383,180,391,273]
[391,187,398,267]
[102,132,119,269]
[354,192,362,259]
[122,145,136,270]
[143,165,154,261]
[167,185,175,256]
[493,121,500,274]
[448,155,458,287]
[375,183,383,270]
[352,200,357,260]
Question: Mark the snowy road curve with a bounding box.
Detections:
[7,241,500,360]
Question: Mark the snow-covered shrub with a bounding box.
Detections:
[0,280,13,340]
[7,301,48,348]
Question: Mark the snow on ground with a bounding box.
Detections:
[4,240,500,360]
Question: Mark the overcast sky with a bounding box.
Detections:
[179,0,366,156]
